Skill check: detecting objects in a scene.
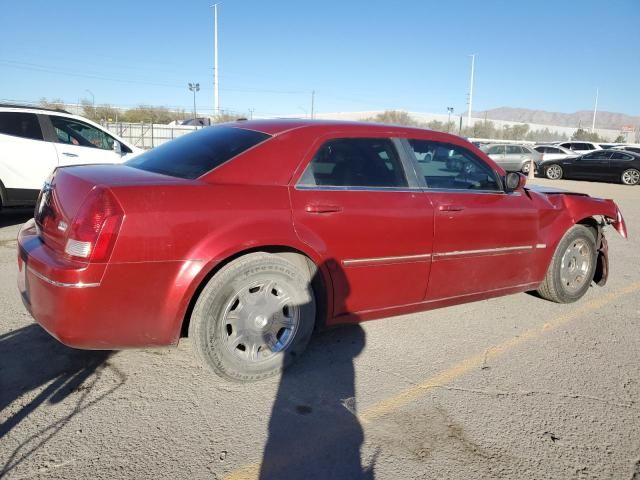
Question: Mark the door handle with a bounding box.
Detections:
[438,204,465,212]
[305,204,343,214]
[62,152,79,157]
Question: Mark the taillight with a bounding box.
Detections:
[64,187,124,262]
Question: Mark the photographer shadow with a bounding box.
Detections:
[259,259,374,479]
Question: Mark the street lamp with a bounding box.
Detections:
[188,82,200,125]
[447,107,454,132]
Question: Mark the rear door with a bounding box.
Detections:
[290,136,434,316]
[504,145,526,171]
[403,139,540,300]
[609,151,637,180]
[43,115,124,166]
[0,111,58,203]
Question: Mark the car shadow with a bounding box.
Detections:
[0,324,124,477]
[259,260,375,479]
[0,208,33,228]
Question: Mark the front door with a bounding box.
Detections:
[571,150,612,180]
[403,139,540,300]
[290,136,434,316]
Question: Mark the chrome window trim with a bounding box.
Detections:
[27,266,101,288]
[424,187,520,196]
[295,184,422,193]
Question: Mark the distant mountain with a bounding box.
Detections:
[475,107,639,130]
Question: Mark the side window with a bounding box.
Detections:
[486,145,504,155]
[50,116,114,150]
[611,152,632,160]
[0,112,44,140]
[298,138,408,188]
[506,145,521,154]
[548,147,562,154]
[407,140,501,191]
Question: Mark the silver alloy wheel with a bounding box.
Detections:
[221,279,300,363]
[621,168,640,185]
[521,162,530,173]
[560,239,592,294]
[546,164,562,180]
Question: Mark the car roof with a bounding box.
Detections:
[222,118,443,137]
[0,103,71,114]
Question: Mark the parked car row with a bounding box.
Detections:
[537,149,640,185]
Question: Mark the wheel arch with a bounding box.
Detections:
[178,244,333,339]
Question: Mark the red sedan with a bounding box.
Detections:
[17,120,627,382]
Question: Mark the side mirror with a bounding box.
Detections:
[505,172,526,192]
[113,140,122,155]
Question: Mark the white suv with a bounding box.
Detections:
[0,104,141,207]
[557,141,602,154]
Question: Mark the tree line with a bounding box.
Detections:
[363,110,624,143]
[39,98,240,124]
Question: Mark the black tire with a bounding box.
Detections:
[537,225,597,303]
[621,168,640,186]
[544,164,563,180]
[189,252,316,382]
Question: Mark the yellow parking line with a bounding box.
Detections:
[225,282,640,480]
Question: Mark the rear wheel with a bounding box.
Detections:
[189,252,316,382]
[537,225,597,303]
[545,164,563,180]
[521,162,531,174]
[621,168,640,185]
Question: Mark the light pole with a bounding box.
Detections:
[85,89,95,117]
[212,3,219,115]
[188,83,200,124]
[447,107,454,132]
[467,54,476,128]
[592,88,599,132]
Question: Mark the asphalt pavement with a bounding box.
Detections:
[0,179,639,480]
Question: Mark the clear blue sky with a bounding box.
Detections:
[1,0,638,117]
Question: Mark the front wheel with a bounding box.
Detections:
[621,168,640,185]
[537,225,597,303]
[545,164,563,180]
[189,252,316,382]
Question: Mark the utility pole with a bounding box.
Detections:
[248,108,254,120]
[212,3,219,115]
[310,90,315,120]
[592,88,599,132]
[189,83,200,124]
[447,107,454,132]
[467,54,476,128]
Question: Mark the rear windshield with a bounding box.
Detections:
[127,126,270,179]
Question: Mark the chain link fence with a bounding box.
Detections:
[103,122,198,149]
